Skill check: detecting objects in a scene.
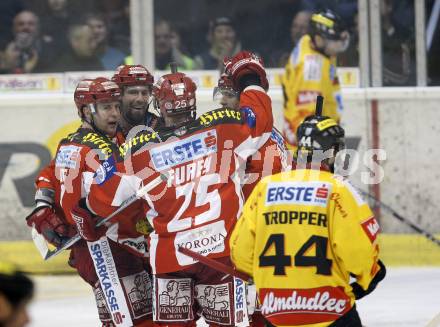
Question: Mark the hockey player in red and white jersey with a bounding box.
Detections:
[26,78,153,327]
[73,51,274,326]
[213,72,290,198]
[112,64,161,135]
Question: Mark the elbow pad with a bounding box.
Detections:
[35,188,55,206]
[351,260,386,300]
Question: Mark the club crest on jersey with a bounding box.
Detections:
[151,130,217,170]
[266,182,331,207]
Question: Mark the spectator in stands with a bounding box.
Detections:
[50,23,103,72]
[338,12,359,67]
[195,17,241,70]
[107,0,130,52]
[1,10,58,73]
[39,0,74,52]
[85,13,126,70]
[0,262,34,327]
[291,11,312,49]
[94,0,126,28]
[0,0,24,50]
[153,19,197,70]
[272,10,312,67]
[381,0,415,86]
[301,0,358,26]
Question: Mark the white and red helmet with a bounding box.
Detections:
[74,77,121,116]
[224,50,268,91]
[112,64,154,89]
[153,72,197,116]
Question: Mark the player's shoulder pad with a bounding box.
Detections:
[118,130,163,157]
[198,107,242,128]
[334,176,366,206]
[58,128,82,145]
[66,129,119,161]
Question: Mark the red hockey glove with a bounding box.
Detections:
[26,206,74,247]
[71,200,106,242]
[224,50,269,92]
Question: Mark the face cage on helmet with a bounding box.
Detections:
[167,106,197,128]
[213,86,239,102]
[164,104,196,116]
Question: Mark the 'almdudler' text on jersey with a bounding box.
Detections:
[230,169,382,327]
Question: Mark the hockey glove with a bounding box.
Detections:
[26,205,74,247]
[224,50,269,92]
[350,260,386,300]
[71,199,106,242]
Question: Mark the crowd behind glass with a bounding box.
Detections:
[0,0,439,86]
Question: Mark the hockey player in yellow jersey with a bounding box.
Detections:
[281,9,349,149]
[230,113,386,326]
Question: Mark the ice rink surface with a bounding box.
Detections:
[28,267,440,327]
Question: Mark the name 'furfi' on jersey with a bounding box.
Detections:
[78,51,276,326]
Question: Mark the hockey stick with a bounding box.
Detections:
[359,190,440,247]
[177,247,252,283]
[39,173,167,261]
[315,95,324,116]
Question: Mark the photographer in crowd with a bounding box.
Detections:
[1,10,58,73]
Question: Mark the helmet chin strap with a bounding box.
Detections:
[84,103,113,138]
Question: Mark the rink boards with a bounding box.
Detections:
[1,70,440,271]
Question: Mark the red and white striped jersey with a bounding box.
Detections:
[87,86,274,274]
[35,128,149,257]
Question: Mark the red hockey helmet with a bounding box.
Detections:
[112,64,154,88]
[224,50,268,91]
[74,77,121,115]
[153,72,197,116]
